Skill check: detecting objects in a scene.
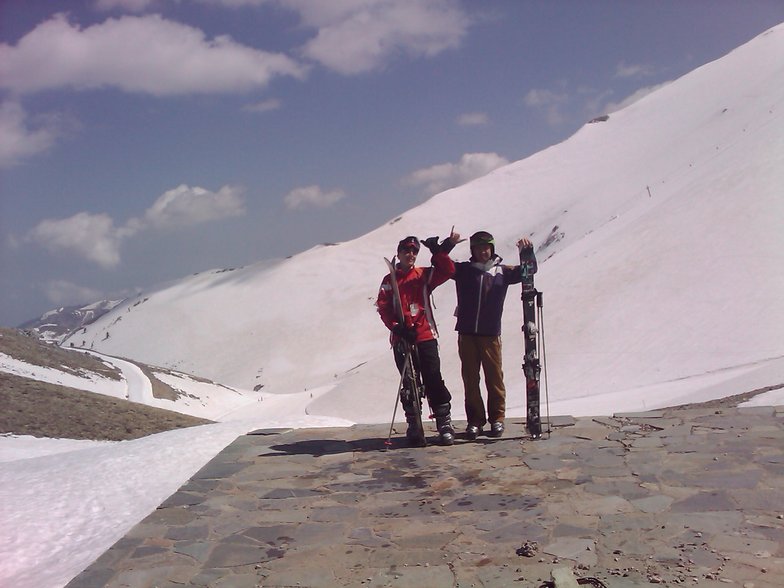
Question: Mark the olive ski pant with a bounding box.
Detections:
[458,334,506,427]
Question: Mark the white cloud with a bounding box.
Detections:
[524,88,569,126]
[27,212,123,269]
[0,13,307,96]
[94,0,158,11]
[141,184,246,228]
[604,82,671,113]
[524,88,567,108]
[284,185,346,210]
[242,98,282,113]
[405,152,509,196]
[293,0,470,75]
[581,88,614,120]
[25,185,246,267]
[457,112,489,126]
[196,0,267,6]
[0,101,59,168]
[615,61,656,79]
[81,2,470,80]
[42,280,105,307]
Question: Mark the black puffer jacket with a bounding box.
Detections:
[453,256,521,336]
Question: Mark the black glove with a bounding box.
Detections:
[439,236,456,254]
[422,236,440,254]
[392,323,417,344]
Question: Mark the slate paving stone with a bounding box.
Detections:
[348,526,393,548]
[192,460,252,480]
[130,545,169,558]
[629,436,664,448]
[443,493,540,512]
[630,494,674,513]
[64,405,784,588]
[522,454,568,470]
[583,479,652,500]
[663,510,745,535]
[172,540,212,562]
[707,533,780,555]
[579,494,634,515]
[204,543,269,567]
[158,490,206,508]
[64,568,115,588]
[553,522,596,537]
[670,490,738,512]
[164,525,209,541]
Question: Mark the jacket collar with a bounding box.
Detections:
[470,254,502,272]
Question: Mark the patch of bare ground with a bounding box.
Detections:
[0,372,212,441]
[0,327,120,380]
[1,328,214,440]
[138,365,179,401]
[2,326,209,404]
[139,365,239,402]
[667,384,784,410]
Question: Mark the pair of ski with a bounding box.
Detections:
[519,244,544,439]
[384,257,427,447]
[384,246,545,444]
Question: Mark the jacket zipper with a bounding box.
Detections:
[474,273,484,332]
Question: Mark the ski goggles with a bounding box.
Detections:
[397,236,420,253]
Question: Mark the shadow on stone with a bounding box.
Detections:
[269,436,408,456]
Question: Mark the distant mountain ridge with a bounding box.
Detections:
[19,300,125,344]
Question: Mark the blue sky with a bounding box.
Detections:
[2,0,783,327]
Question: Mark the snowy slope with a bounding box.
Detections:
[65,23,784,422]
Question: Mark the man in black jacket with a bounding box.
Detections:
[452,231,532,439]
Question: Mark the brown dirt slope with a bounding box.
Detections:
[0,372,213,441]
[1,327,121,379]
[0,328,213,441]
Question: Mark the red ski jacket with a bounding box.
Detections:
[376,251,455,344]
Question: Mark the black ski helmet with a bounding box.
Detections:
[470,230,495,255]
[397,236,420,253]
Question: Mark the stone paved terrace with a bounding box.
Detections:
[66,405,784,588]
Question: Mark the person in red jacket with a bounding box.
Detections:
[376,232,458,446]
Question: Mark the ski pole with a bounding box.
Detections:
[385,346,413,448]
[537,292,551,438]
[409,343,432,419]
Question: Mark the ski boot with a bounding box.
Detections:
[465,424,481,440]
[403,404,426,447]
[489,421,505,438]
[433,403,454,446]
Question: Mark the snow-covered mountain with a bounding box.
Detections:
[19,299,125,344]
[64,23,784,423]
